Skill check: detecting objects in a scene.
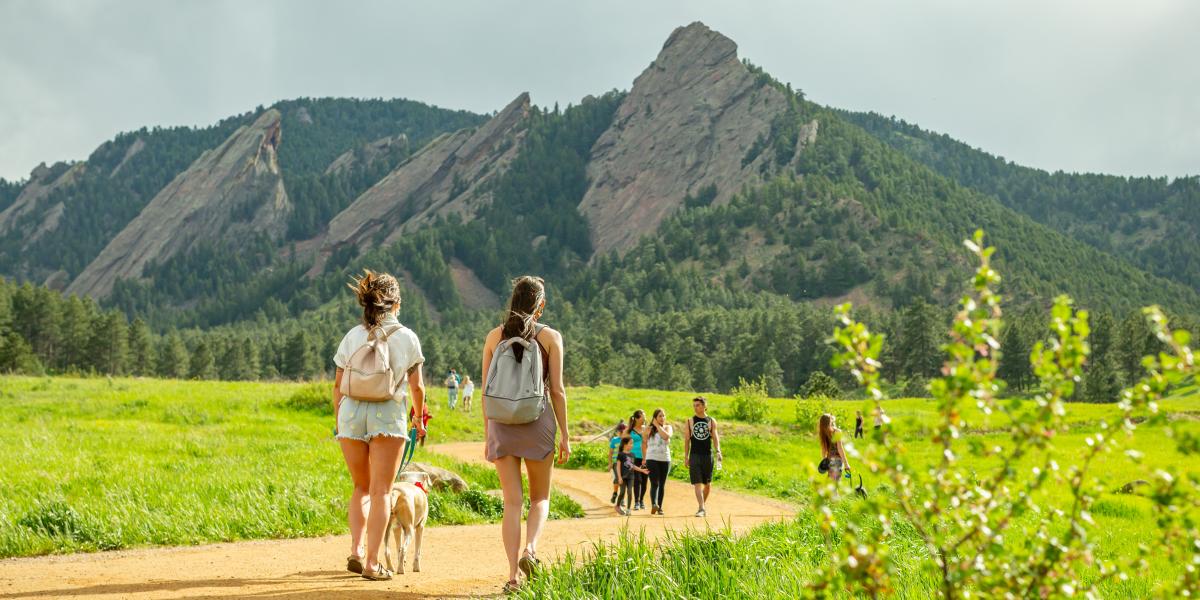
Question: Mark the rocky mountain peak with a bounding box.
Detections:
[67,109,291,298]
[578,21,803,256]
[311,93,531,271]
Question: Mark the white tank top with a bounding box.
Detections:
[645,427,672,462]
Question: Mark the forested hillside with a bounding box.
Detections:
[1,22,1197,400]
[841,109,1200,292]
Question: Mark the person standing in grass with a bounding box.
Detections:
[481,276,570,594]
[645,408,673,515]
[818,413,852,485]
[874,407,885,431]
[445,369,460,410]
[854,410,864,439]
[608,422,627,504]
[332,270,426,581]
[627,410,649,510]
[461,375,474,413]
[683,396,720,517]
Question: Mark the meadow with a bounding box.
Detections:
[0,375,581,558]
[2,374,1197,597]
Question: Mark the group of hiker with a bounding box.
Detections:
[606,396,722,517]
[330,269,868,591]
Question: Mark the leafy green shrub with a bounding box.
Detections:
[825,230,1199,598]
[280,381,331,415]
[800,370,840,399]
[732,377,769,423]
[901,375,928,398]
[563,441,609,470]
[793,394,830,429]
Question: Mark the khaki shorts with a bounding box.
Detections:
[335,397,408,443]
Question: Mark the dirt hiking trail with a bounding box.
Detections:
[0,442,794,599]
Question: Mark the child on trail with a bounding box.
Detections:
[615,436,649,516]
[461,375,474,413]
[608,422,627,504]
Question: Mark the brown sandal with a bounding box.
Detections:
[346,555,363,574]
[361,565,393,581]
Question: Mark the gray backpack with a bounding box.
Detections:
[483,324,547,425]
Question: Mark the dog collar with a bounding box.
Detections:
[413,481,428,495]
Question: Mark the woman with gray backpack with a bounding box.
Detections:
[480,276,570,594]
[332,270,427,581]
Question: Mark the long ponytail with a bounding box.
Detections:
[501,275,545,361]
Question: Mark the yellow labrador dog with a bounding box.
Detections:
[385,471,430,574]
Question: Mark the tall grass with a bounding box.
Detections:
[0,375,579,558]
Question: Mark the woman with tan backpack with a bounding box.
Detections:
[332,270,427,581]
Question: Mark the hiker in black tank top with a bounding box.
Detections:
[682,396,721,518]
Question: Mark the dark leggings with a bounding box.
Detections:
[616,478,633,511]
[647,460,670,508]
[633,468,648,505]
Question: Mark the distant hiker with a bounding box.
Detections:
[614,435,648,516]
[627,410,649,511]
[461,375,475,413]
[874,407,885,431]
[333,270,426,581]
[854,410,864,439]
[818,413,852,485]
[645,408,673,515]
[446,369,460,410]
[683,396,721,517]
[408,403,433,447]
[608,422,628,504]
[480,276,570,594]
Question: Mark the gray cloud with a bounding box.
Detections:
[1,0,1196,180]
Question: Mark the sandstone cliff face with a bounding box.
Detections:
[0,162,86,241]
[67,109,291,298]
[324,134,409,176]
[578,22,799,255]
[315,93,530,264]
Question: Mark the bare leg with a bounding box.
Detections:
[523,454,553,557]
[494,456,524,583]
[364,436,405,573]
[339,439,370,560]
[694,483,705,511]
[703,483,711,502]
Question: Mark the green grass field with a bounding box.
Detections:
[2,375,1197,597]
[0,376,580,558]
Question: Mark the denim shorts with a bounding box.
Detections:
[335,397,409,443]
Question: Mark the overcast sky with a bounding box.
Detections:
[1,0,1197,181]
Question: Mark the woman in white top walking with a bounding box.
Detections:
[461,375,474,413]
[644,408,673,515]
[332,271,426,581]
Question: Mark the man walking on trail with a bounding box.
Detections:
[683,396,721,517]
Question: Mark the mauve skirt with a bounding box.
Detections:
[486,400,556,462]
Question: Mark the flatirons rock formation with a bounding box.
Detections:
[579,21,806,255]
[324,133,409,176]
[67,109,291,298]
[0,162,86,241]
[313,93,530,269]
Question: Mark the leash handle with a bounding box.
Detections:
[396,426,419,477]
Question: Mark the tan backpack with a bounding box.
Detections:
[340,324,403,402]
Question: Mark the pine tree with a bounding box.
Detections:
[0,330,43,374]
[1082,312,1121,403]
[88,311,129,375]
[189,339,215,380]
[127,318,154,376]
[761,356,786,397]
[156,332,189,379]
[896,300,942,379]
[283,331,316,380]
[998,319,1034,391]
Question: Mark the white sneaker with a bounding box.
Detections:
[695,509,706,517]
